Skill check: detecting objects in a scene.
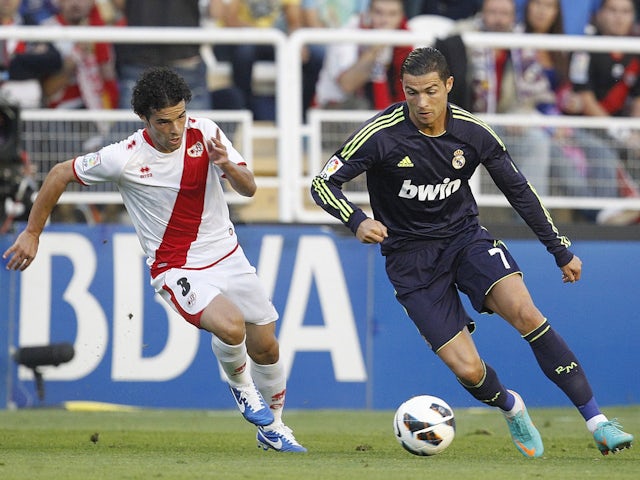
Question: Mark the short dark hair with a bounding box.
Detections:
[401,47,451,83]
[131,67,193,118]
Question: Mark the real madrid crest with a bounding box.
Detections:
[452,149,465,169]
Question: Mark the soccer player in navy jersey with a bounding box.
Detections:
[311,46,633,457]
[4,66,305,452]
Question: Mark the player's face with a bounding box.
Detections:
[141,101,187,154]
[402,72,453,135]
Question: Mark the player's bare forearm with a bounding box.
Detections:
[25,160,76,236]
[3,159,76,270]
[223,164,257,197]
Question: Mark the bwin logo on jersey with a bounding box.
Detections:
[398,178,462,201]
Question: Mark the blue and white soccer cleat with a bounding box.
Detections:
[503,391,544,458]
[593,419,633,455]
[229,383,274,426]
[257,423,307,453]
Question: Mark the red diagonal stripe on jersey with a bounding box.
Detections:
[152,128,208,274]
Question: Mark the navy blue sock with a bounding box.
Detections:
[458,361,514,410]
[524,320,595,411]
[578,397,602,421]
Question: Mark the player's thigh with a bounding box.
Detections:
[456,239,522,314]
[484,275,544,334]
[223,255,279,326]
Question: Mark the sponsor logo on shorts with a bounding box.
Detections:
[186,291,197,308]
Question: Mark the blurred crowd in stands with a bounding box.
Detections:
[1,0,640,226]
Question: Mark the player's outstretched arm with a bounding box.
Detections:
[560,255,582,284]
[3,159,77,271]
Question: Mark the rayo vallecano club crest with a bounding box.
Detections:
[452,149,465,169]
[188,141,204,157]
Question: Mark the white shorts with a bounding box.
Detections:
[151,245,279,328]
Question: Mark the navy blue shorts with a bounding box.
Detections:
[385,227,522,353]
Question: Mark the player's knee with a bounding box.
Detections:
[200,313,245,344]
[511,303,545,334]
[248,339,279,365]
[453,360,485,386]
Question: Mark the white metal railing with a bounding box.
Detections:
[2,26,640,222]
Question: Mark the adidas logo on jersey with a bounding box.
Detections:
[397,156,414,167]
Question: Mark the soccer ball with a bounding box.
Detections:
[393,395,456,456]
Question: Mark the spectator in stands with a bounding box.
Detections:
[213,0,325,120]
[436,0,554,195]
[303,0,363,28]
[569,0,640,224]
[413,0,482,20]
[0,0,62,108]
[515,0,602,35]
[523,0,623,222]
[113,0,210,111]
[37,0,119,223]
[40,0,118,110]
[19,0,56,23]
[314,0,412,110]
[571,0,640,119]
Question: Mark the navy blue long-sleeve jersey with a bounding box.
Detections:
[311,102,574,267]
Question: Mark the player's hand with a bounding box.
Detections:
[3,230,39,271]
[356,218,388,244]
[206,128,229,168]
[560,255,582,283]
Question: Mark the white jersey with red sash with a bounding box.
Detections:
[73,117,244,277]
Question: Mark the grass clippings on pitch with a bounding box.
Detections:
[0,406,637,480]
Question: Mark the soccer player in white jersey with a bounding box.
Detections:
[3,66,306,453]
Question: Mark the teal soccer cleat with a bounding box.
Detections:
[503,391,544,458]
[593,419,634,455]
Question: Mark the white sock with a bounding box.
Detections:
[210,334,252,387]
[586,414,608,433]
[250,358,286,425]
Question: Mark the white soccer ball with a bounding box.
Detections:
[393,395,456,456]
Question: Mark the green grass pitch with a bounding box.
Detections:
[0,406,637,479]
